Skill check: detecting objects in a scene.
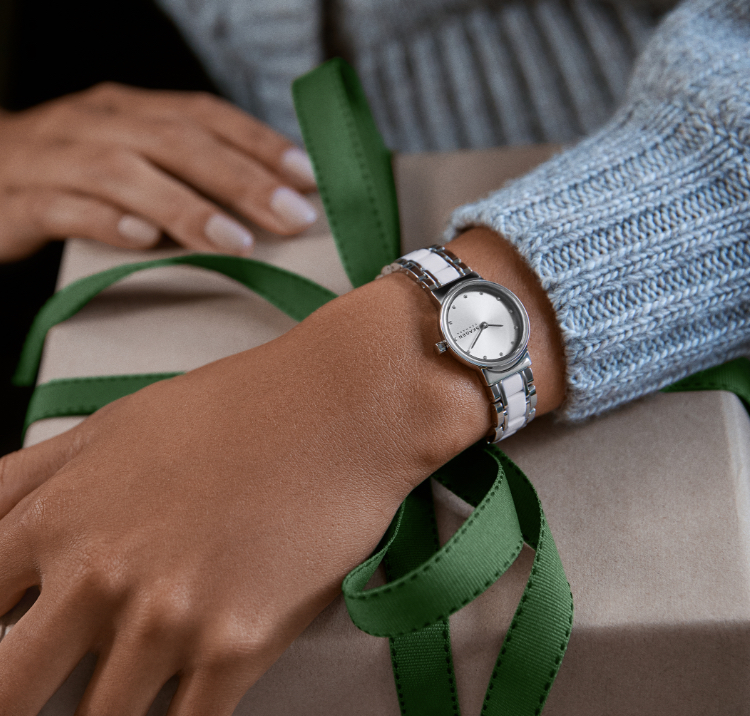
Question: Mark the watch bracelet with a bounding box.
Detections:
[380,245,536,442]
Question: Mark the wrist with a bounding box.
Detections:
[282,270,489,492]
[276,227,564,495]
[448,227,566,416]
[228,228,566,500]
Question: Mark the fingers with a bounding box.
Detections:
[0,188,161,262]
[0,524,37,617]
[80,83,319,233]
[84,84,317,191]
[165,623,271,716]
[0,83,320,260]
[31,148,255,255]
[77,110,318,237]
[136,121,318,236]
[166,667,253,716]
[181,93,318,191]
[0,590,95,716]
[0,425,89,520]
[74,634,180,716]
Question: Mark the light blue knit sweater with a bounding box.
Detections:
[451,0,750,420]
[159,0,749,422]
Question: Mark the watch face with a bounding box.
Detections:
[440,279,529,369]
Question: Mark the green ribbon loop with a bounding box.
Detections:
[293,58,401,288]
[345,446,573,716]
[382,480,461,716]
[13,253,336,387]
[343,449,524,637]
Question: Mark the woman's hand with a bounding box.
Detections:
[0,83,318,262]
[0,229,565,714]
[0,269,485,715]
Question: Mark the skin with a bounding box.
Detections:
[0,83,317,262]
[0,225,566,715]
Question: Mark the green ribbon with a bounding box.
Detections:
[662,358,750,409]
[13,254,336,388]
[24,373,183,429]
[15,56,750,716]
[380,479,461,715]
[292,57,401,288]
[344,446,573,716]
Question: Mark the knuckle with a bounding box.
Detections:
[87,81,126,101]
[27,101,78,138]
[225,180,264,209]
[129,591,197,644]
[84,146,137,187]
[0,451,19,497]
[27,191,61,232]
[157,118,195,148]
[218,164,277,209]
[162,201,212,240]
[199,621,268,673]
[16,490,55,533]
[66,544,130,605]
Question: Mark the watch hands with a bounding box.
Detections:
[470,324,486,350]
[468,323,504,352]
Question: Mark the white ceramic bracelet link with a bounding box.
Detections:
[382,245,536,443]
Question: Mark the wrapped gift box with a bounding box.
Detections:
[4,146,750,715]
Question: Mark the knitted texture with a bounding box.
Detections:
[155,0,661,149]
[450,0,750,422]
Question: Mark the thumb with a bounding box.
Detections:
[0,427,86,520]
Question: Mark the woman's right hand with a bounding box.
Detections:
[0,83,319,262]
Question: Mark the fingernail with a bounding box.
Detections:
[281,147,316,186]
[205,214,254,255]
[118,215,160,247]
[270,187,318,229]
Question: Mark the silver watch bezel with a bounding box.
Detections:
[439,278,530,371]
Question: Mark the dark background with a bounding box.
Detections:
[0,0,217,455]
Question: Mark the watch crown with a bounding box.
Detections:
[435,341,448,355]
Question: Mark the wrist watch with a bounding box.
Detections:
[380,245,536,443]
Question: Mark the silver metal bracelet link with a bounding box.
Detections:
[383,245,536,443]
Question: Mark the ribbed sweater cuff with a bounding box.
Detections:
[449,99,750,422]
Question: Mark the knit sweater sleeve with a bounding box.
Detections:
[448,0,750,423]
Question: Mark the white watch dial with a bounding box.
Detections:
[442,282,526,364]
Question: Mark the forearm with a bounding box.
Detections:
[249,226,565,497]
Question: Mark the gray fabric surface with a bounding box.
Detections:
[155,0,661,148]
